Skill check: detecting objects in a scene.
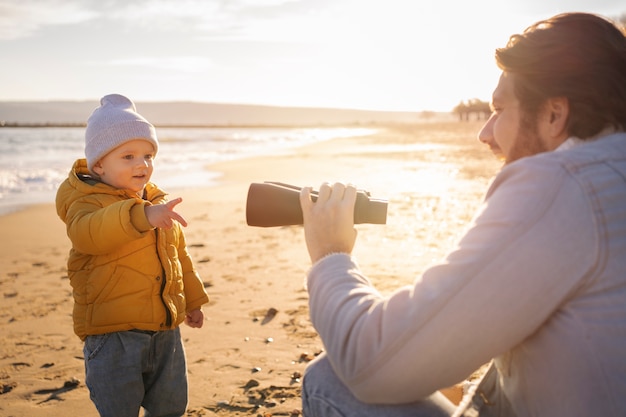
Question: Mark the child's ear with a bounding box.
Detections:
[92,161,104,176]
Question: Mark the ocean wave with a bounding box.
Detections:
[0,126,378,214]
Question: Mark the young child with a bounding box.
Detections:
[56,94,210,417]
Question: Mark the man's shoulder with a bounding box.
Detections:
[491,133,626,202]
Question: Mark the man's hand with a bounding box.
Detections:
[145,197,188,229]
[299,182,358,263]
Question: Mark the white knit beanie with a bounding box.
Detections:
[85,94,158,173]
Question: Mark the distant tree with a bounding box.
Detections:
[453,99,491,121]
[419,110,436,120]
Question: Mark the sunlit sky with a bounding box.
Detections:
[0,0,624,112]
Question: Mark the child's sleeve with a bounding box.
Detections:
[66,198,153,255]
[177,228,210,311]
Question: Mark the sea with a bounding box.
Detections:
[0,126,377,216]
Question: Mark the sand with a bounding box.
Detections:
[0,121,501,416]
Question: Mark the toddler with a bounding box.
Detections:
[56,94,209,417]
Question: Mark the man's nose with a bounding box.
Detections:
[477,115,495,144]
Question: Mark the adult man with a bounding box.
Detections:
[299,12,626,417]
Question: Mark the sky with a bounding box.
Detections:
[0,0,624,112]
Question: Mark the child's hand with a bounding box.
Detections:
[145,197,188,229]
[185,309,204,328]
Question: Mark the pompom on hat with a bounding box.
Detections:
[85,94,158,173]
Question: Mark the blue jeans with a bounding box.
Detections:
[302,354,458,417]
[83,328,188,417]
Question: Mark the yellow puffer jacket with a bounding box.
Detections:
[56,159,209,340]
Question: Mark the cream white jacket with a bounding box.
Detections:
[306,133,626,417]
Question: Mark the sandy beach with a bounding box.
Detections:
[0,121,500,416]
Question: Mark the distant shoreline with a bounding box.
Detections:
[0,100,456,127]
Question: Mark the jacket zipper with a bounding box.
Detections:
[155,229,172,328]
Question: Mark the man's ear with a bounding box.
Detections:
[546,97,569,138]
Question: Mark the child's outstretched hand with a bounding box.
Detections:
[145,197,188,229]
[185,309,204,328]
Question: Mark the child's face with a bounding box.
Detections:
[92,139,156,195]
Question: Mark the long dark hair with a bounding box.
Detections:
[495,13,626,139]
